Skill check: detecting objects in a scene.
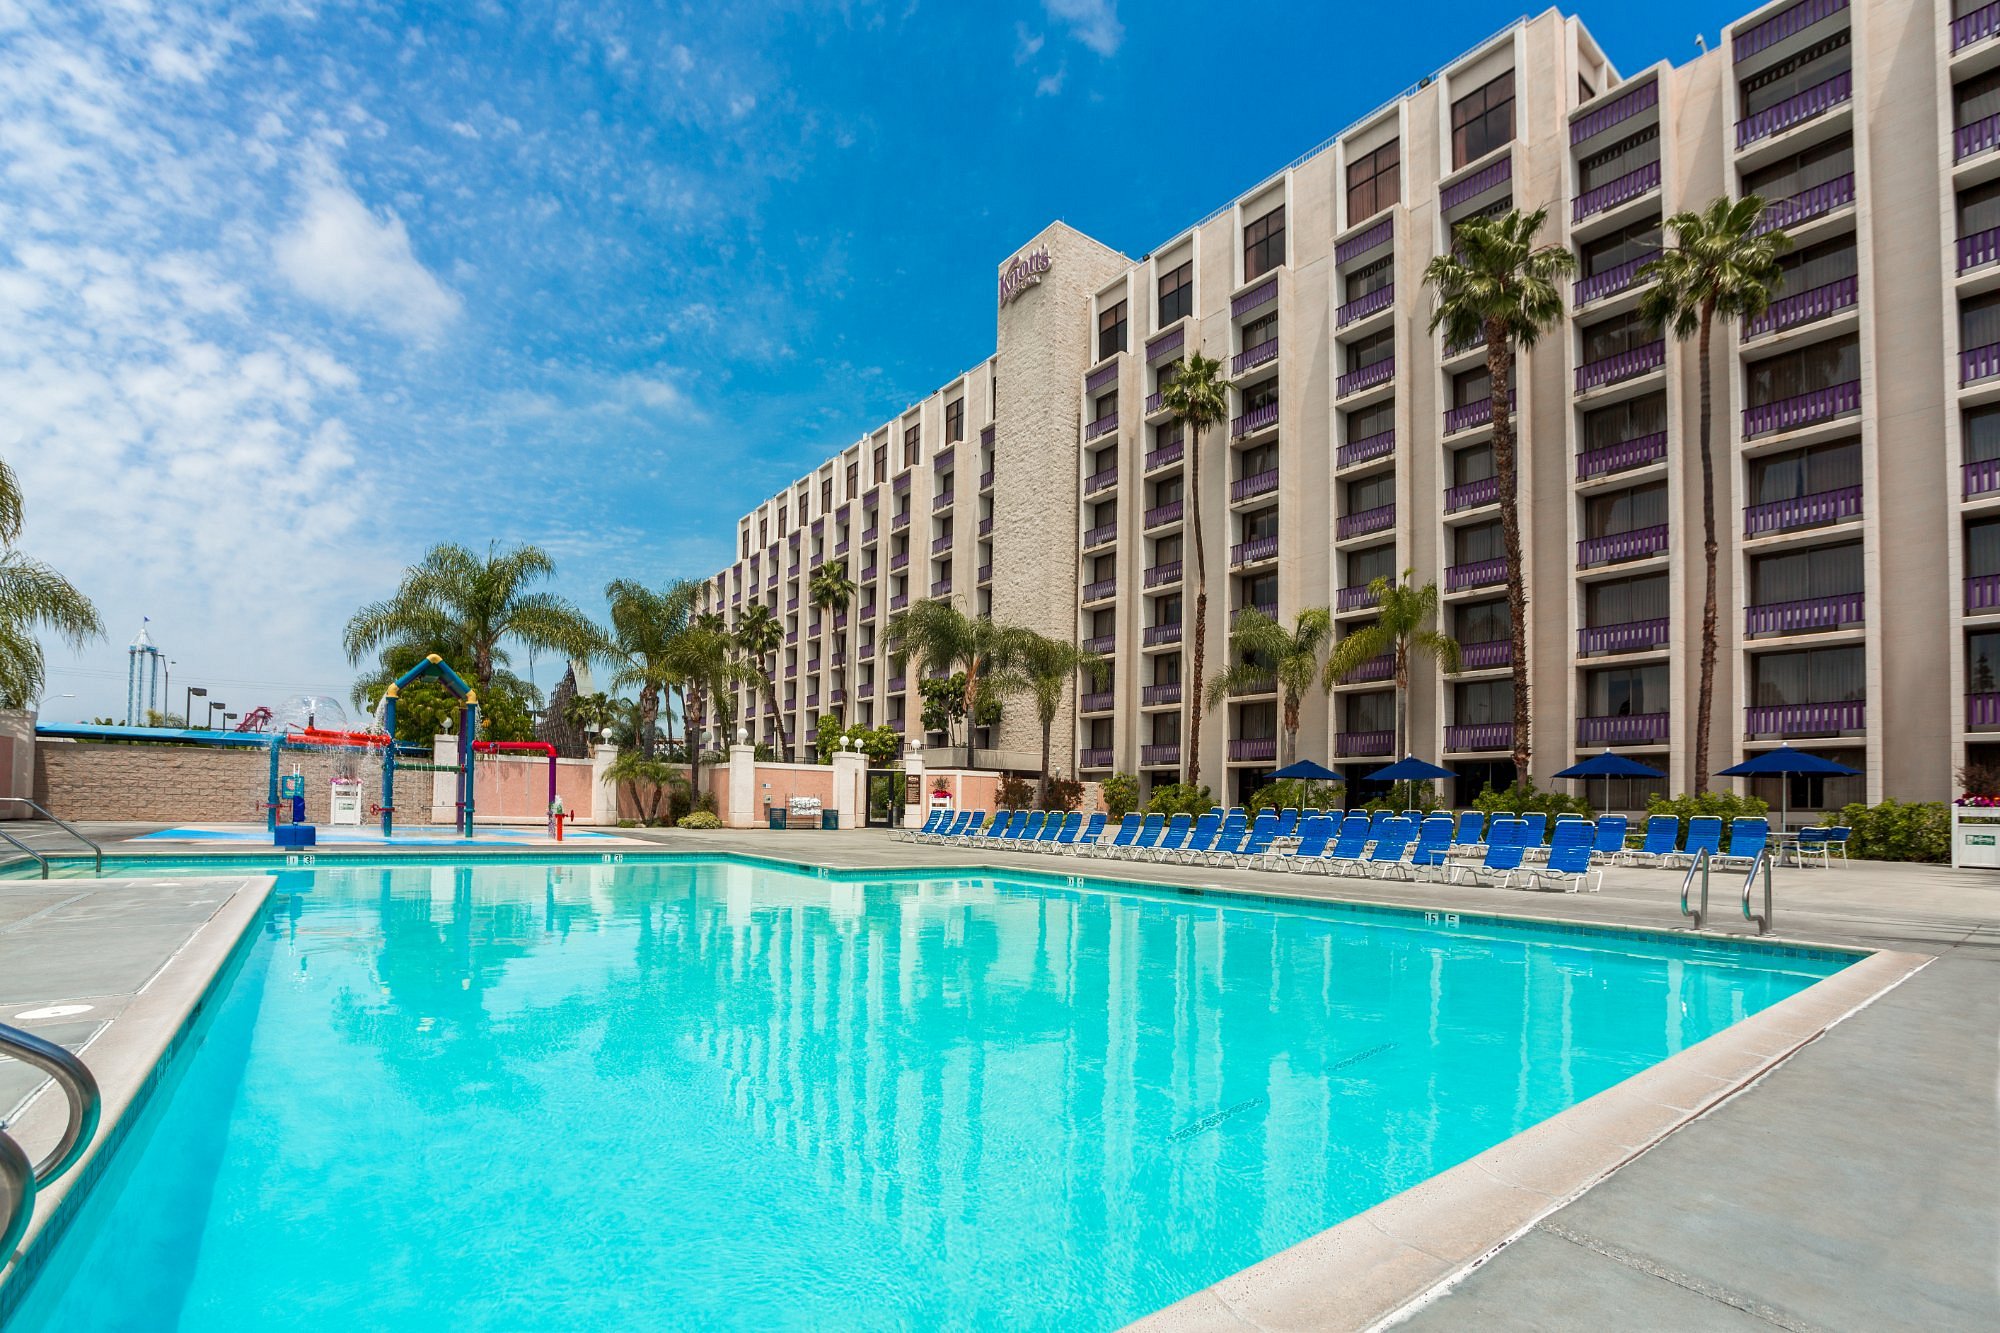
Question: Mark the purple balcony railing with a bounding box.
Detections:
[785,596,800,611]
[1964,342,2000,385]
[1084,522,1117,548]
[1460,638,1513,669]
[1232,338,1281,376]
[1959,226,2000,276]
[1746,699,1864,736]
[1080,747,1115,769]
[1960,110,2000,163]
[1440,153,1512,212]
[888,674,907,691]
[1745,591,1863,636]
[859,602,877,619]
[1738,71,1852,148]
[831,689,846,705]
[1336,216,1394,263]
[834,540,850,558]
[933,446,954,470]
[1083,578,1117,602]
[1141,743,1181,767]
[977,515,994,537]
[979,469,995,491]
[862,523,880,542]
[1579,712,1670,745]
[1755,173,1855,236]
[1085,412,1119,441]
[860,565,879,583]
[1224,671,1277,698]
[1744,484,1862,536]
[977,564,992,584]
[1145,500,1184,529]
[833,611,848,630]
[1145,391,1165,415]
[889,552,909,571]
[1342,653,1393,683]
[1573,254,1649,306]
[1339,429,1396,469]
[1232,402,1279,438]
[1085,633,1117,654]
[1145,439,1184,471]
[930,534,953,556]
[1571,161,1662,225]
[1231,278,1278,318]
[1743,275,1857,339]
[1956,0,2000,50]
[1086,362,1118,393]
[931,491,955,513]
[1578,524,1669,566]
[1337,583,1379,612]
[892,511,911,531]
[1575,339,1665,393]
[1232,535,1279,567]
[1338,358,1394,397]
[1444,397,1496,434]
[1579,618,1669,655]
[1148,327,1185,361]
[1743,380,1860,436]
[1445,722,1514,751]
[1337,730,1394,758]
[1445,476,1500,512]
[893,473,911,494]
[785,630,799,645]
[1145,561,1183,589]
[1232,469,1280,502]
[1577,432,1667,479]
[1571,79,1659,144]
[1142,682,1183,706]
[1337,285,1395,327]
[1735,0,1848,61]
[1446,557,1509,591]
[1229,737,1277,762]
[1970,691,2000,727]
[1965,458,2000,498]
[1081,690,1115,713]
[889,593,909,611]
[1085,467,1118,494]
[1338,504,1395,540]
[1144,622,1184,647]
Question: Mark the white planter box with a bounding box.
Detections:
[1951,807,2000,868]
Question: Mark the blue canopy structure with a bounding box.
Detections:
[1717,746,1862,828]
[1554,749,1666,812]
[1268,759,1341,782]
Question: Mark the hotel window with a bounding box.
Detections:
[1579,219,1661,281]
[1969,630,2000,692]
[1584,664,1668,717]
[1749,542,1863,606]
[944,398,965,443]
[1093,391,1117,425]
[1451,442,1495,487]
[1346,140,1400,222]
[1453,518,1505,565]
[1240,310,1277,353]
[1967,405,2000,465]
[1344,473,1394,515]
[1346,542,1397,588]
[1244,204,1286,281]
[1346,399,1395,443]
[1241,376,1278,415]
[759,519,769,544]
[1775,236,1858,295]
[1579,309,1656,364]
[777,506,788,532]
[1097,299,1128,361]
[1152,653,1181,685]
[1969,517,2000,576]
[821,479,833,509]
[1965,292,2000,353]
[1959,179,2000,241]
[1743,137,1853,204]
[846,462,859,494]
[1586,574,1668,627]
[1451,69,1515,168]
[1582,482,1666,539]
[873,444,888,482]
[1344,255,1393,304]
[1454,678,1514,724]
[1345,691,1395,734]
[1749,438,1860,504]
[1743,33,1850,121]
[1752,645,1864,706]
[1241,506,1278,542]
[1347,327,1394,373]
[1577,127,1658,194]
[1583,394,1666,451]
[1158,261,1193,326]
[1154,593,1183,628]
[1451,366,1492,409]
[903,422,921,466]
[1239,440,1276,480]
[1155,358,1183,394]
[1241,570,1278,610]
[1745,335,1859,408]
[1456,596,1510,644]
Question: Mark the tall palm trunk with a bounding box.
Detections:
[1487,318,1531,781]
[762,652,786,758]
[1037,721,1053,809]
[1281,691,1300,766]
[1186,421,1208,788]
[638,681,659,758]
[1393,642,1410,760]
[1694,300,1719,794]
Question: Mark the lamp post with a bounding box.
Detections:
[207,701,226,731]
[184,686,205,730]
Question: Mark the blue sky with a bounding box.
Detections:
[4,0,1751,723]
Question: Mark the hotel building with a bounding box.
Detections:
[701,0,1994,814]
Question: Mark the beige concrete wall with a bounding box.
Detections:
[0,710,32,819]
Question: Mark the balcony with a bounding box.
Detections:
[1579,618,1669,655]
[1444,397,1496,435]
[1080,747,1115,768]
[1744,484,1862,536]
[1086,412,1119,442]
[1227,671,1276,696]
[1232,402,1279,438]
[1231,277,1277,318]
[1338,504,1395,540]
[932,490,955,512]
[1571,162,1662,226]
[1144,560,1183,588]
[1083,578,1117,603]
[859,602,877,619]
[1339,358,1395,398]
[1232,338,1280,376]
[1956,0,2000,51]
[1746,591,1863,636]
[862,523,880,542]
[1337,285,1395,328]
[1145,439,1184,471]
[888,675,907,692]
[977,564,992,584]
[930,578,952,598]
[1341,653,1393,683]
[1085,633,1117,654]
[1445,476,1500,512]
[831,688,846,705]
[1578,712,1670,745]
[1440,153,1511,212]
[785,595,799,611]
[1966,458,2000,498]
[1337,583,1379,612]
[1961,111,2000,164]
[1575,340,1665,393]
[889,593,909,611]
[1743,380,1860,437]
[1228,737,1277,762]
[1140,743,1181,767]
[1577,432,1668,480]
[1578,524,1669,567]
[1446,557,1509,591]
[1148,326,1186,360]
[1142,682,1183,707]
[1085,466,1118,495]
[1144,622,1184,647]
[977,515,994,537]
[1964,342,2000,385]
[1336,729,1393,758]
[893,473,911,494]
[1738,72,1852,149]
[891,511,911,531]
[1573,254,1649,307]
[1743,276,1857,339]
[1145,391,1165,415]
[1736,0,1848,62]
[1231,535,1279,567]
[1962,227,2000,278]
[806,694,821,710]
[1459,638,1513,669]
[889,551,910,571]
[1144,500,1183,529]
[1232,469,1280,501]
[1083,522,1117,549]
[1755,173,1855,236]
[860,564,879,582]
[1745,699,1864,736]
[1337,216,1394,263]
[980,469,995,492]
[930,534,953,556]
[1572,79,1658,143]
[1081,690,1115,713]
[1338,430,1395,469]
[834,539,850,557]
[1970,691,2000,728]
[1445,721,1514,751]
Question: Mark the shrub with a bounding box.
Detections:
[1360,780,1442,814]
[1824,799,1950,863]
[1474,779,1592,818]
[1042,776,1084,812]
[1248,778,1344,814]
[676,810,723,830]
[1144,782,1213,818]
[1645,790,1768,824]
[1957,761,2000,799]
[996,775,1036,809]
[1099,772,1141,819]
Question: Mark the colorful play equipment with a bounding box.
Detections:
[378,655,478,837]
[474,739,560,835]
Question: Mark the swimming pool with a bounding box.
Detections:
[3,857,1852,1330]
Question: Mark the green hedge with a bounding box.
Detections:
[1822,800,1950,863]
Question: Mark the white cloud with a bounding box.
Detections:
[1036,66,1067,98]
[1014,24,1045,64]
[1043,0,1124,57]
[274,168,462,342]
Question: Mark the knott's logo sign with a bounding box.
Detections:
[998,246,1052,307]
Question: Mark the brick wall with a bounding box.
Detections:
[34,742,433,824]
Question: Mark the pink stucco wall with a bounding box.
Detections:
[474,752,593,820]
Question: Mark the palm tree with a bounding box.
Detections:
[732,602,787,757]
[808,560,856,619]
[884,598,1021,768]
[605,578,699,758]
[563,691,619,748]
[1424,208,1574,782]
[1640,197,1790,793]
[344,543,605,703]
[1322,572,1459,766]
[663,612,745,799]
[1204,606,1332,766]
[1159,351,1228,787]
[0,454,103,710]
[0,456,22,547]
[1003,631,1105,807]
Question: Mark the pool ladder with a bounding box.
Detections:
[0,799,102,878]
[1679,847,1774,935]
[0,1022,101,1264]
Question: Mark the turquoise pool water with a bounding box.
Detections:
[4,858,1850,1331]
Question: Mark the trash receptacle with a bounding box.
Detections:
[821,810,839,830]
[767,807,786,830]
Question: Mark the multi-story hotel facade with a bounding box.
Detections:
[702,0,1997,814]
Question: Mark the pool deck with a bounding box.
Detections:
[1,823,1994,1330]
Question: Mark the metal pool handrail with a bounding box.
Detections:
[0,827,49,879]
[1742,848,1774,935]
[0,1021,101,1265]
[0,1131,32,1263]
[1679,846,1711,930]
[0,797,102,874]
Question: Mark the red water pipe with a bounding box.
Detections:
[473,739,559,821]
[292,727,397,748]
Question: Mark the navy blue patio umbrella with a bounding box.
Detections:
[1268,759,1341,782]
[1553,749,1667,813]
[1365,755,1457,811]
[1716,746,1862,829]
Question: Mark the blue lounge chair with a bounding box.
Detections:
[899,809,946,842]
[1149,813,1194,860]
[1297,825,1370,874]
[1519,812,1548,849]
[1365,810,1394,843]
[1080,813,1140,857]
[1666,816,1723,868]
[1063,811,1108,854]
[1452,810,1484,849]
[920,810,971,843]
[1121,813,1167,858]
[1823,825,1851,864]
[1714,816,1769,869]
[975,810,1020,844]
[1620,814,1680,866]
[1039,811,1082,850]
[1210,810,1278,866]
[1453,839,1529,887]
[1162,812,1221,863]
[1338,813,1371,841]
[1270,808,1300,840]
[1398,814,1458,879]
[946,810,989,843]
[1272,814,1335,869]
[1009,810,1046,844]
[1527,823,1604,893]
[1361,816,1418,877]
[1591,814,1628,861]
